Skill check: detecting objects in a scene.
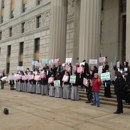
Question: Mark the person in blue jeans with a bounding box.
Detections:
[91,73,102,107]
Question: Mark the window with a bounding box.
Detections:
[19,42,24,55]
[6,63,10,74]
[8,45,11,56]
[1,16,4,23]
[21,22,25,33]
[0,32,1,40]
[120,0,126,13]
[37,0,43,5]
[9,27,12,37]
[2,0,5,8]
[19,62,23,66]
[35,38,40,52]
[1,0,5,23]
[11,11,14,18]
[37,16,41,28]
[23,3,27,12]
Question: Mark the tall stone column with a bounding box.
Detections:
[49,0,67,63]
[126,0,130,61]
[4,0,11,22]
[79,0,101,62]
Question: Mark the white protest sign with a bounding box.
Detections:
[99,57,105,63]
[49,59,54,65]
[65,58,72,63]
[89,59,98,65]
[98,66,103,74]
[17,66,23,71]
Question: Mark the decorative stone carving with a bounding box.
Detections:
[68,0,76,17]
[13,24,20,36]
[42,11,51,27]
[25,17,35,32]
[2,29,9,39]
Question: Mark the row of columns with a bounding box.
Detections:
[49,0,101,63]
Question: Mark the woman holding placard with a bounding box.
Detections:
[84,72,93,103]
[29,72,35,93]
[91,73,102,107]
[55,72,63,98]
[35,71,41,94]
[123,62,129,72]
[62,71,70,99]
[70,73,79,101]
[20,72,24,92]
[41,72,48,95]
[49,74,55,97]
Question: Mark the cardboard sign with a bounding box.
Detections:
[65,65,70,71]
[98,66,103,74]
[32,61,38,66]
[65,58,72,63]
[77,67,84,73]
[62,75,69,82]
[101,72,110,81]
[35,63,41,67]
[54,59,59,64]
[48,77,54,84]
[54,80,60,87]
[83,78,88,86]
[73,66,77,72]
[89,59,98,65]
[0,69,4,73]
[42,59,48,64]
[99,57,106,63]
[17,66,23,71]
[35,75,41,81]
[9,75,14,80]
[49,59,54,65]
[70,75,76,84]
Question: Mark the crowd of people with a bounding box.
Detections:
[0,58,130,114]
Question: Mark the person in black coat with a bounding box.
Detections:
[124,71,130,105]
[102,61,109,73]
[10,73,15,90]
[112,71,126,114]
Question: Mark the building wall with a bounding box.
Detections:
[0,0,75,74]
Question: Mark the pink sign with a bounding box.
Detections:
[77,67,84,73]
[98,66,103,74]
[35,75,41,81]
[22,75,28,80]
[54,59,60,64]
[28,75,34,80]
[83,78,88,86]
[65,65,70,71]
[14,75,21,81]
[62,75,69,82]
[17,66,23,71]
[35,63,41,67]
[9,75,14,80]
[99,57,106,63]
[48,77,54,84]
[89,59,98,65]
[40,73,46,79]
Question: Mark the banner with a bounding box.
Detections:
[77,67,84,73]
[42,59,48,64]
[98,66,103,74]
[54,80,60,87]
[99,57,105,63]
[17,66,23,71]
[101,72,110,81]
[83,78,88,86]
[49,59,54,65]
[62,75,69,82]
[65,58,72,63]
[48,77,54,84]
[70,75,76,84]
[89,59,98,65]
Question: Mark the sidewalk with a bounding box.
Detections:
[0,86,130,130]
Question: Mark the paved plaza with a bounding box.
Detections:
[0,87,130,130]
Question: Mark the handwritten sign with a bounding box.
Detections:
[54,59,59,64]
[65,65,70,71]
[65,58,72,63]
[48,77,54,84]
[89,59,98,65]
[35,75,41,81]
[77,67,84,73]
[54,80,60,87]
[62,75,69,82]
[116,61,120,68]
[83,78,88,86]
[9,75,14,80]
[101,72,110,81]
[17,66,23,71]
[42,59,48,64]
[99,57,105,63]
[49,59,54,65]
[35,63,41,67]
[28,75,34,80]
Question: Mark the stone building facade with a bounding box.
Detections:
[0,0,129,74]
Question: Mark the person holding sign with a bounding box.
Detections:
[55,72,63,98]
[41,72,48,95]
[35,71,41,94]
[91,73,102,107]
[49,74,55,97]
[29,72,35,93]
[102,60,109,73]
[20,71,24,92]
[123,61,129,72]
[62,71,70,99]
[70,73,79,101]
[84,72,93,103]
[9,73,15,90]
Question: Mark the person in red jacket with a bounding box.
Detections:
[91,73,102,107]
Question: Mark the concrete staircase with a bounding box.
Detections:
[79,85,130,109]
